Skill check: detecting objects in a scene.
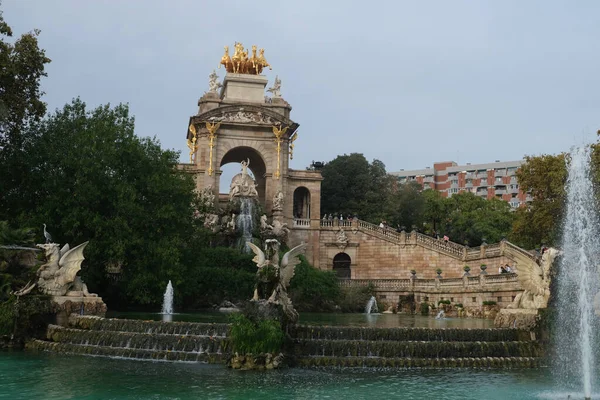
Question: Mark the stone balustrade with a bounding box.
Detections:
[314,217,536,264]
[293,218,311,227]
[339,273,519,293]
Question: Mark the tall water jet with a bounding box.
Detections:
[161,281,174,315]
[365,296,379,314]
[555,146,600,399]
[237,198,255,253]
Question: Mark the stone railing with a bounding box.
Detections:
[340,273,520,292]
[293,218,311,227]
[317,218,532,264]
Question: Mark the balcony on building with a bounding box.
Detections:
[494,169,506,177]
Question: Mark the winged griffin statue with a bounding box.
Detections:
[36,241,97,297]
[247,239,306,323]
[507,247,561,309]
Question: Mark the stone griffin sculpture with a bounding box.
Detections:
[508,247,561,309]
[247,239,306,322]
[36,242,97,297]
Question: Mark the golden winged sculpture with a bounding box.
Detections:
[186,123,198,163]
[219,43,271,75]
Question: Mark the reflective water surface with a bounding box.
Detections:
[0,350,587,400]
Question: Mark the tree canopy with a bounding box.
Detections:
[0,8,50,150]
[0,99,198,307]
[320,153,394,222]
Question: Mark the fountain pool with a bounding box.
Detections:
[1,351,595,400]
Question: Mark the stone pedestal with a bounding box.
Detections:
[494,308,539,329]
[51,296,107,326]
[221,73,268,103]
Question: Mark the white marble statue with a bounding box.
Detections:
[260,214,273,231]
[229,159,259,199]
[208,70,223,93]
[272,190,284,211]
[507,247,561,310]
[271,219,290,239]
[227,213,236,230]
[247,239,306,322]
[267,75,282,98]
[336,228,349,250]
[36,242,97,297]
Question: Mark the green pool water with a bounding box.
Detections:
[0,351,583,400]
[106,311,495,329]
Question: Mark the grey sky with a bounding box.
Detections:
[4,1,600,173]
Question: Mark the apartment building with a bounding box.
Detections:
[390,160,532,208]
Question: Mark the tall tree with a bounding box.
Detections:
[0,99,197,308]
[440,192,513,246]
[388,182,425,231]
[510,153,567,249]
[320,153,393,222]
[0,7,50,149]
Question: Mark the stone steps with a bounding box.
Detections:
[70,315,229,336]
[47,325,227,354]
[293,338,541,358]
[290,325,528,342]
[26,316,544,368]
[26,339,226,363]
[294,355,544,368]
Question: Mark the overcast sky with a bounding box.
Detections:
[3,1,600,172]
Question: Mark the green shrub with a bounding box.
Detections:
[483,300,497,306]
[455,303,463,308]
[337,283,375,313]
[179,247,256,309]
[290,255,340,312]
[420,302,430,315]
[438,299,451,305]
[228,313,284,354]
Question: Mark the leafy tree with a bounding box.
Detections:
[0,99,197,308]
[289,255,339,312]
[510,153,567,248]
[422,189,446,233]
[0,7,51,149]
[388,182,425,231]
[439,192,513,246]
[320,153,394,222]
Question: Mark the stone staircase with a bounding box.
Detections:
[26,316,229,363]
[289,325,544,368]
[27,316,545,368]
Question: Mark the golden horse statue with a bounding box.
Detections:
[219,46,233,72]
[256,48,272,74]
[231,42,246,73]
[220,43,272,75]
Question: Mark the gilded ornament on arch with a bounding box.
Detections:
[186,123,199,163]
[272,124,289,179]
[219,42,271,75]
[205,121,222,176]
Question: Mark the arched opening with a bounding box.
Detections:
[293,186,311,219]
[219,146,267,205]
[333,252,351,279]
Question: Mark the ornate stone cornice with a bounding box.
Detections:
[188,105,299,139]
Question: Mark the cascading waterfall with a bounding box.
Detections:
[555,146,600,400]
[365,296,379,314]
[161,281,174,315]
[237,198,255,253]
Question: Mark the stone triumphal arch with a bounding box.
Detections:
[180,44,540,310]
[179,48,322,244]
